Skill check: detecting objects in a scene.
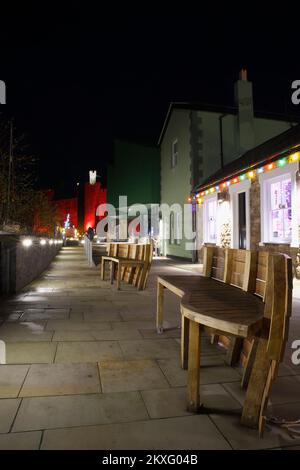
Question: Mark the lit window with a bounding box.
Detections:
[269,177,292,243]
[204,197,217,243]
[171,140,178,169]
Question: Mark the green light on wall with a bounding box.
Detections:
[239,174,246,181]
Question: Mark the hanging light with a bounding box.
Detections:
[291,152,300,162]
[278,158,286,167]
[248,171,254,178]
[257,167,264,174]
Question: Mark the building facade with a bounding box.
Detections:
[193,124,300,269]
[159,70,296,259]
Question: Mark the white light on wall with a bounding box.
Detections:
[49,240,54,245]
[89,170,97,185]
[40,239,46,246]
[81,240,85,245]
[22,238,33,248]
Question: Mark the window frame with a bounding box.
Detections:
[259,162,298,247]
[203,193,218,244]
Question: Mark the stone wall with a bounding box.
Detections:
[249,178,261,250]
[0,235,61,294]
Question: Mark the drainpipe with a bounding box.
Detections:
[219,114,227,169]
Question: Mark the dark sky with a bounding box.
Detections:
[1,7,300,198]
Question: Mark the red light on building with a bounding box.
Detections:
[84,182,107,231]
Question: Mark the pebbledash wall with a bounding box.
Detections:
[0,235,61,295]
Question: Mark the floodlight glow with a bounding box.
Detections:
[22,238,32,248]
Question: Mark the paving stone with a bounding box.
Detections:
[0,431,42,450]
[41,415,230,450]
[119,339,180,360]
[92,329,143,341]
[6,342,57,364]
[52,331,95,342]
[140,328,181,339]
[83,311,122,322]
[55,341,123,363]
[46,320,112,331]
[157,356,239,387]
[0,398,21,433]
[13,391,148,431]
[0,365,29,398]
[0,322,52,342]
[209,413,300,450]
[21,309,70,321]
[19,363,100,397]
[111,321,156,330]
[99,359,169,392]
[223,375,300,406]
[141,384,241,419]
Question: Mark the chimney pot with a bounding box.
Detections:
[239,69,248,81]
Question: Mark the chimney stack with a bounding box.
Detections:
[234,69,254,153]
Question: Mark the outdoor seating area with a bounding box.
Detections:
[0,246,299,450]
[156,247,293,436]
[100,242,153,290]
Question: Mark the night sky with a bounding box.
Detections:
[1,7,300,198]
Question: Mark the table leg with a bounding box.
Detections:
[101,259,105,280]
[156,281,164,334]
[181,314,189,370]
[187,319,201,412]
[110,261,115,285]
[117,263,122,290]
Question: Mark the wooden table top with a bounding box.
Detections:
[158,275,264,338]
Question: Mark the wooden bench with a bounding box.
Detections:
[156,246,258,366]
[101,242,153,290]
[181,252,292,435]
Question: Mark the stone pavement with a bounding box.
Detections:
[0,247,300,450]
